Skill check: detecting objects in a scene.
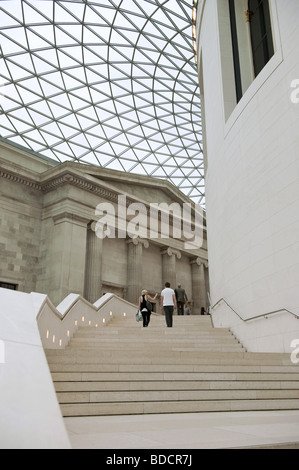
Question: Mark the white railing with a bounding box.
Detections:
[211,298,299,353]
[212,297,299,321]
[37,293,137,349]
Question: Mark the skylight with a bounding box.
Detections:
[0,0,204,206]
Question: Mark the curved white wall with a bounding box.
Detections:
[197,0,299,350]
[0,288,138,448]
[0,288,71,449]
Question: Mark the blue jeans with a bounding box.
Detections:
[163,305,174,327]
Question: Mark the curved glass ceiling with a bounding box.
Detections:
[0,0,204,206]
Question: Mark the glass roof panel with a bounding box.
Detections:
[0,0,204,206]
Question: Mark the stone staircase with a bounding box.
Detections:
[45,315,299,417]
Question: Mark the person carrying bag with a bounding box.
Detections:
[137,289,157,327]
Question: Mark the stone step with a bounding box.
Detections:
[47,362,299,373]
[73,332,234,340]
[68,338,242,348]
[51,371,299,382]
[45,349,292,365]
[109,317,213,327]
[106,325,216,332]
[56,388,299,404]
[47,355,292,368]
[60,399,299,417]
[110,322,214,329]
[116,314,212,321]
[45,314,299,417]
[75,327,231,335]
[54,380,299,392]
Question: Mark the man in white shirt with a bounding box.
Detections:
[160,282,177,327]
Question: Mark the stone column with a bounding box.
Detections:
[49,212,89,305]
[84,221,103,303]
[160,247,181,290]
[190,257,208,315]
[126,238,149,304]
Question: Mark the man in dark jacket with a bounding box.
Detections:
[174,284,188,316]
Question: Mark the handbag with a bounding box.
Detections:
[146,299,153,311]
[136,310,142,322]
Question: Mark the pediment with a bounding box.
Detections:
[85,167,191,206]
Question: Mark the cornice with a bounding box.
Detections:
[0,165,120,203]
[0,168,42,191]
[41,172,119,203]
[0,165,206,232]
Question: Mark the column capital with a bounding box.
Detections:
[190,257,208,268]
[160,247,181,259]
[126,237,149,248]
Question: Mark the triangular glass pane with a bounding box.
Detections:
[96,141,115,157]
[53,2,78,23]
[41,121,64,138]
[63,3,85,22]
[57,50,80,68]
[94,151,114,167]
[60,113,80,129]
[68,93,89,111]
[89,5,116,25]
[86,124,107,140]
[26,26,53,49]
[41,71,65,92]
[0,8,21,28]
[16,84,40,104]
[60,24,83,44]
[22,130,45,148]
[27,1,53,22]
[0,114,16,133]
[58,123,77,139]
[23,2,49,24]
[80,152,101,166]
[9,116,33,133]
[28,109,51,127]
[32,54,57,74]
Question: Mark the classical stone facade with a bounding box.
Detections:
[0,140,208,313]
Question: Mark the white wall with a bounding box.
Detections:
[197,0,299,350]
[0,288,71,449]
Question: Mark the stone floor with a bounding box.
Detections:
[64,410,299,449]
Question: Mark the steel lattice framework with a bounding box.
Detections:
[0,0,204,205]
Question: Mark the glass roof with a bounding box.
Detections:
[0,0,204,206]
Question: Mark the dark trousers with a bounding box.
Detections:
[177,301,185,315]
[164,305,174,327]
[142,310,151,327]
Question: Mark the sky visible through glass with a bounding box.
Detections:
[0,0,204,206]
